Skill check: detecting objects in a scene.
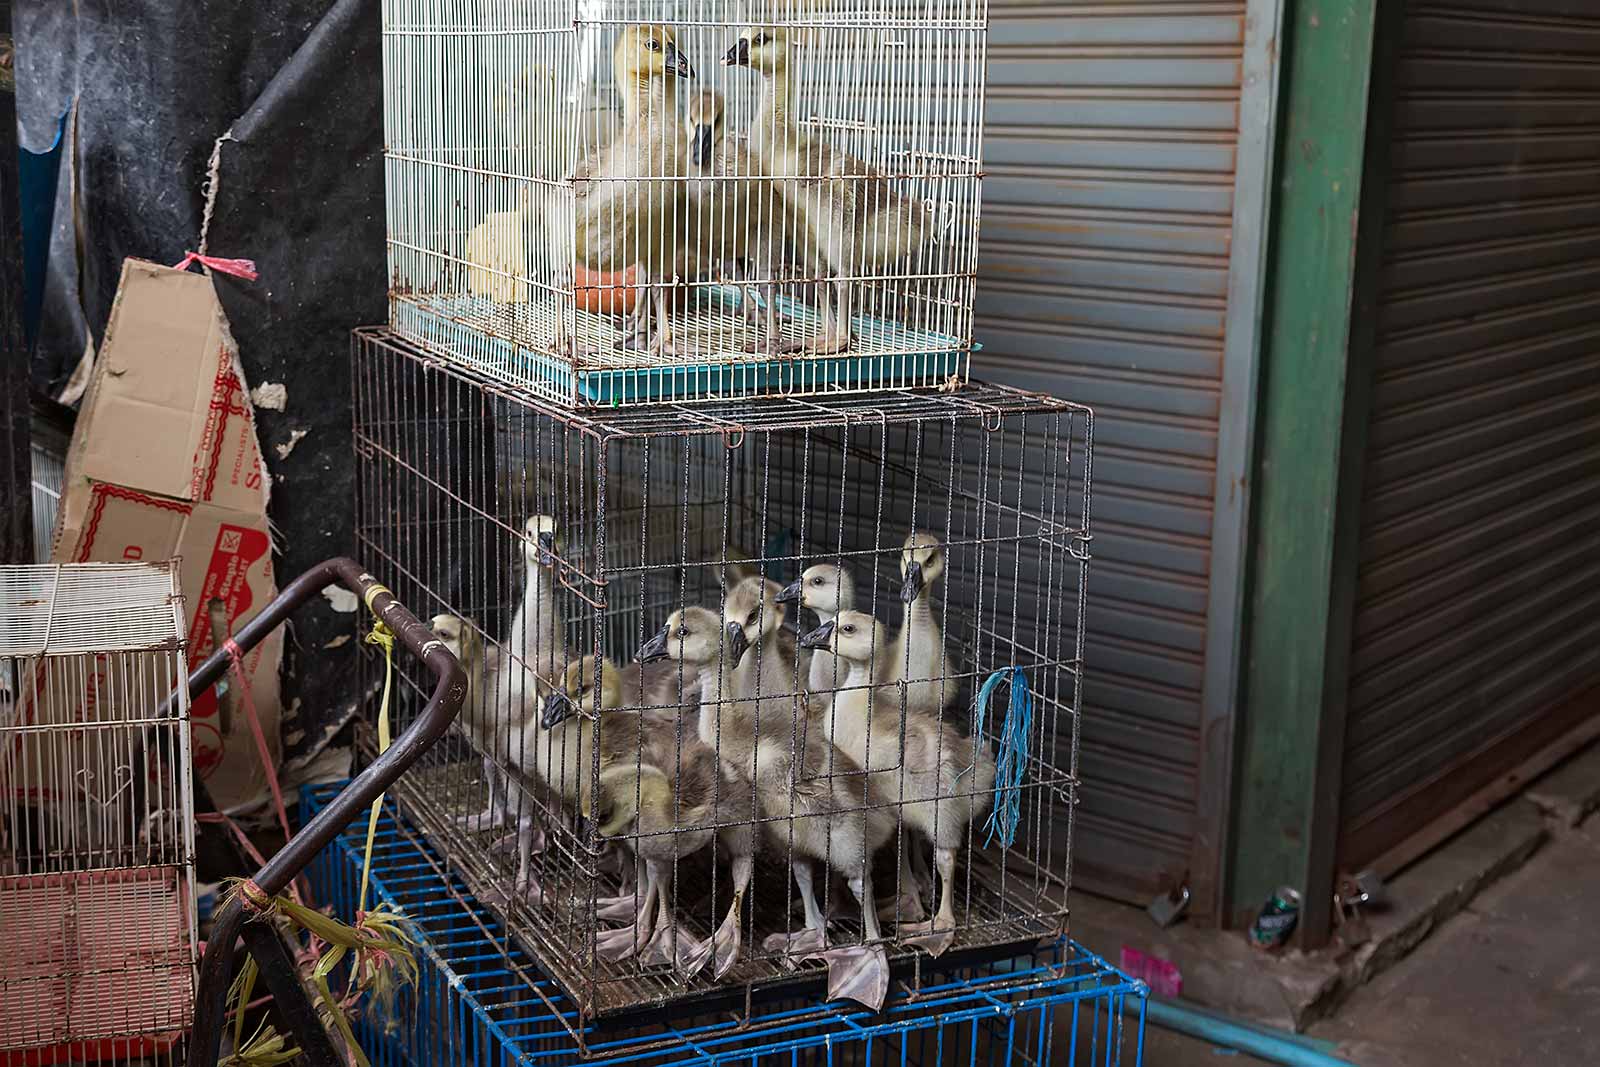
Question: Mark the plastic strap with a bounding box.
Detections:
[358,618,397,914]
[222,638,296,861]
[975,666,1033,849]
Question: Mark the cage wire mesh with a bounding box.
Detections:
[0,561,197,1064]
[381,0,984,406]
[352,328,1090,1020]
[304,783,1146,1065]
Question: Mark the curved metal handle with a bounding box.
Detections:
[187,557,466,1067]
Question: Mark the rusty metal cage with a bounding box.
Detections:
[0,561,197,1064]
[351,327,1090,1020]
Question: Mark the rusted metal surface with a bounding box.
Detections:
[350,327,1093,1021]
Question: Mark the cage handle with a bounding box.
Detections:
[185,557,467,1067]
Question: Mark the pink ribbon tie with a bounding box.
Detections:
[172,251,259,280]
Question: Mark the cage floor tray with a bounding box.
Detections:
[391,287,973,407]
[383,756,1065,1021]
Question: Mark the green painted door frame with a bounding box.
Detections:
[1224,0,1404,946]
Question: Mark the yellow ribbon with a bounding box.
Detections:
[359,617,396,915]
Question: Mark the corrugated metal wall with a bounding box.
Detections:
[1341,0,1600,868]
[978,3,1248,902]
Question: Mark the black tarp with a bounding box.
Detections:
[16,0,388,756]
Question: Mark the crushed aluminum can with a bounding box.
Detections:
[1249,886,1301,950]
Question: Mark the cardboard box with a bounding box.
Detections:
[53,258,281,812]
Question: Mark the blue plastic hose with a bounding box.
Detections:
[1140,997,1356,1066]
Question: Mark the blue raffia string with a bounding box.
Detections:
[973,665,1033,849]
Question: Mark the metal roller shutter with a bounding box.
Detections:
[1341,0,1600,868]
[978,2,1251,903]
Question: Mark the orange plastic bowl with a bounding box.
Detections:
[573,264,639,315]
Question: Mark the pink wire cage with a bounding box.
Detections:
[0,562,198,1066]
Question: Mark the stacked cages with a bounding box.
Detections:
[305,783,1147,1065]
[0,562,197,1063]
[381,0,985,405]
[352,328,1090,1019]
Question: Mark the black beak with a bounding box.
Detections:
[776,577,803,605]
[665,42,696,80]
[725,621,751,663]
[722,38,750,67]
[691,124,714,168]
[900,561,925,603]
[541,690,575,730]
[637,626,671,663]
[536,530,556,567]
[799,619,835,650]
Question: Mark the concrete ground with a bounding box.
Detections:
[1306,820,1600,1066]
[1101,745,1600,1066]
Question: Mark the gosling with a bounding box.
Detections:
[683,88,801,355]
[542,655,756,975]
[639,603,894,1009]
[428,613,524,840]
[539,25,697,355]
[890,531,961,714]
[800,610,996,957]
[777,561,857,695]
[429,611,547,901]
[724,25,939,354]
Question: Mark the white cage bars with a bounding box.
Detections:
[0,562,197,1064]
[382,0,986,406]
[352,329,1089,1019]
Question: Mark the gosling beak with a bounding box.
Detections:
[664,42,696,80]
[900,561,925,603]
[775,577,803,605]
[691,123,714,168]
[799,619,835,650]
[637,626,671,664]
[725,621,751,663]
[541,690,575,730]
[722,38,750,67]
[536,530,557,567]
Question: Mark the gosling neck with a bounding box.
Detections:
[619,71,675,124]
[843,655,874,693]
[751,64,794,151]
[902,579,937,632]
[695,648,739,745]
[515,560,561,672]
[823,654,876,749]
[456,639,491,736]
[753,626,792,694]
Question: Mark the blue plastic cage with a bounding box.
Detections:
[303,783,1146,1067]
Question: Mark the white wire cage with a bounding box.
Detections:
[381,0,986,407]
[0,562,197,1065]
